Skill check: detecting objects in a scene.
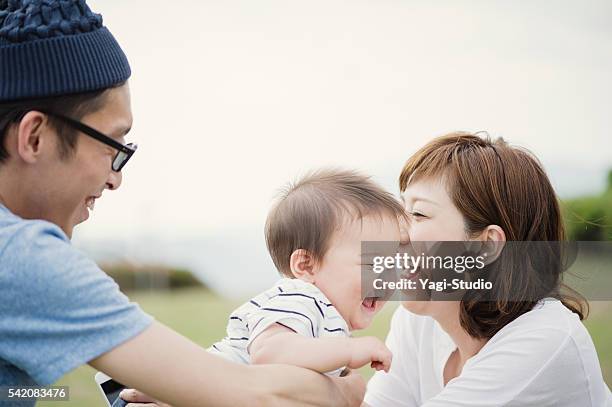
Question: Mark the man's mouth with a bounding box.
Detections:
[85,196,97,212]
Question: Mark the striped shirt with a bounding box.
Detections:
[208,278,350,376]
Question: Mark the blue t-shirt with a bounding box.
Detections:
[0,203,153,405]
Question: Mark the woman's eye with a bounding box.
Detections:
[409,211,426,219]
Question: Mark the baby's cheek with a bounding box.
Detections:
[399,219,410,244]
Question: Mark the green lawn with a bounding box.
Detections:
[38,289,612,406]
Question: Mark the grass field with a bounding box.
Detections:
[38,289,612,406]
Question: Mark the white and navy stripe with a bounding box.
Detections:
[207,278,350,376]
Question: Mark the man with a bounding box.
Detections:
[0,1,365,406]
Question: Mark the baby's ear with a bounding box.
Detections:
[289,249,318,283]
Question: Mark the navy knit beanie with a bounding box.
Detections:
[0,0,130,102]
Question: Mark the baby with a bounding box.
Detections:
[208,169,404,376]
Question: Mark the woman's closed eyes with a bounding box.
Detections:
[408,210,428,220]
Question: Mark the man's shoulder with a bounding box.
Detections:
[0,207,69,254]
[0,208,102,295]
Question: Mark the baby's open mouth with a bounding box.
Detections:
[362,296,379,311]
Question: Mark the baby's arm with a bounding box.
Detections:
[249,323,392,373]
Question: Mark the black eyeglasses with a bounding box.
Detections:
[40,110,137,172]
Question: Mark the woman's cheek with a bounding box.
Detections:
[412,218,459,241]
[409,223,431,242]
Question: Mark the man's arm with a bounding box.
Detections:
[249,324,392,373]
[90,321,365,407]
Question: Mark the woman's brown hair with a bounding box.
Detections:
[399,132,588,339]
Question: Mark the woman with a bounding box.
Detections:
[122,132,610,407]
[364,133,611,406]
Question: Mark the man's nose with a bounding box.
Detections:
[106,170,123,190]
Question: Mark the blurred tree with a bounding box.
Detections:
[563,169,612,241]
[99,262,207,292]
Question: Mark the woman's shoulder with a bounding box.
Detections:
[391,299,584,338]
[388,299,596,362]
[488,299,605,376]
[491,298,585,342]
[472,299,596,365]
[465,299,611,405]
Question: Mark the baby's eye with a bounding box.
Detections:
[409,211,427,219]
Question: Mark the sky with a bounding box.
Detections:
[74,1,612,296]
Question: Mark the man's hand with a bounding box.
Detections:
[348,336,393,372]
[331,369,367,406]
[120,372,365,407]
[120,389,172,407]
[90,322,367,406]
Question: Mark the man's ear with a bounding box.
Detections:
[15,111,48,164]
[289,249,318,283]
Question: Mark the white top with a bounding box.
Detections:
[208,278,350,376]
[365,300,612,407]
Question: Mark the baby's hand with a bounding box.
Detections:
[347,336,393,372]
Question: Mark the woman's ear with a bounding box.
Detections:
[477,225,506,264]
[482,225,506,243]
[289,249,318,283]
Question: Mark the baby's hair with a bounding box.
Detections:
[265,168,406,277]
